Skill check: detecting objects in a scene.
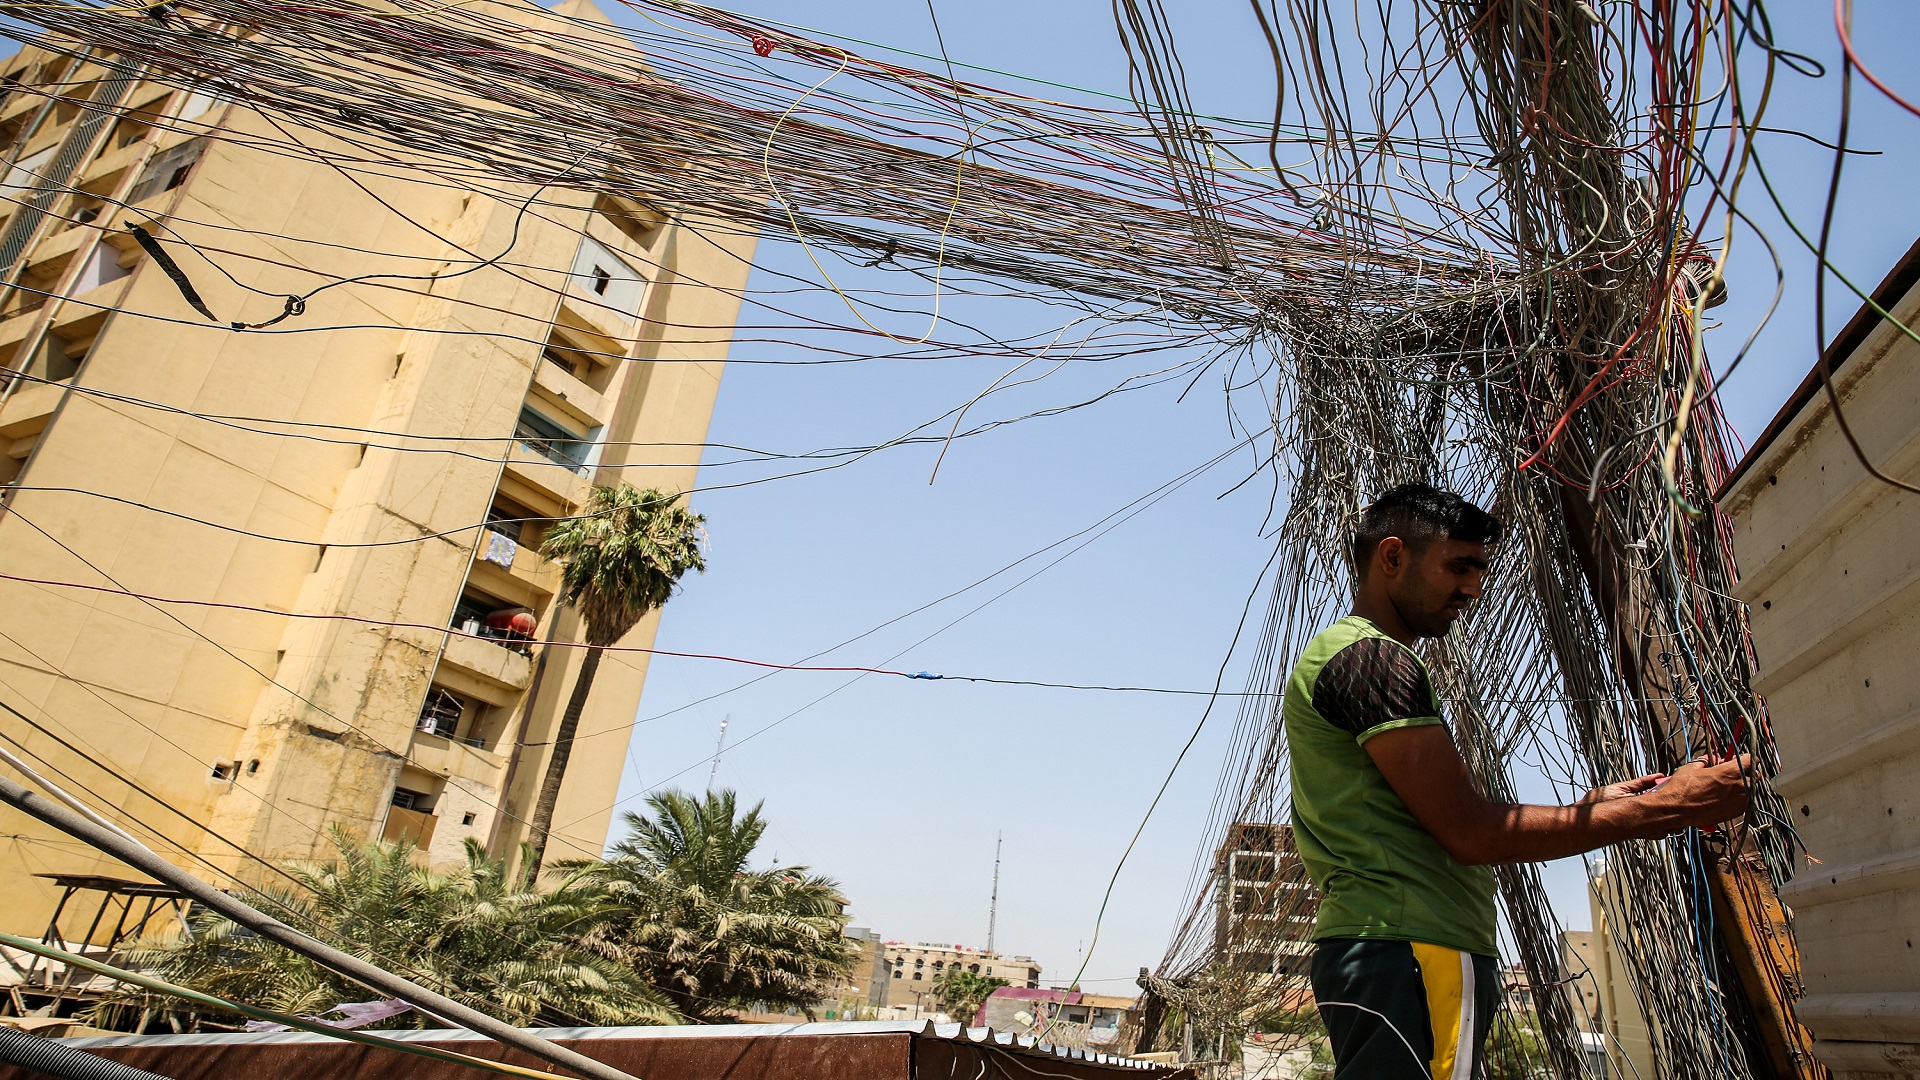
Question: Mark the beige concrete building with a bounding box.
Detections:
[882,943,1042,1009]
[1717,238,1920,1079]
[1584,866,1656,1080]
[1212,821,1316,984]
[1558,929,1602,1032]
[0,4,755,937]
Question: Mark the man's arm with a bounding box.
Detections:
[1363,725,1753,866]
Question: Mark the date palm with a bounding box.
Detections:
[122,829,678,1028]
[561,789,858,1021]
[932,967,1007,1026]
[526,484,706,874]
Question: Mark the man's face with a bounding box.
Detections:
[1388,537,1490,638]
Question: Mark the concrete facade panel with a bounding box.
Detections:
[1721,248,1920,1076]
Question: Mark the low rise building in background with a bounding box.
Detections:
[978,988,1138,1051]
[881,942,1041,1010]
[1213,822,1317,983]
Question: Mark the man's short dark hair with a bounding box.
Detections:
[1351,482,1503,577]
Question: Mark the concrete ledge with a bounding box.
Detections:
[1812,1039,1920,1078]
[1799,993,1920,1043]
[0,379,62,439]
[1779,845,1920,907]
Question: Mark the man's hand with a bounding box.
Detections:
[1365,726,1757,865]
[1579,773,1666,804]
[1635,755,1753,835]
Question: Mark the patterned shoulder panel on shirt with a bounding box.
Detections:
[1310,636,1438,737]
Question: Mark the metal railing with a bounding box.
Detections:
[513,419,589,475]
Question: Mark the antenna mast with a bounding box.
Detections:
[706,715,729,791]
[987,831,1002,954]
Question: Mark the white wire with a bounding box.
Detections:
[1315,1000,1435,1079]
[0,741,144,847]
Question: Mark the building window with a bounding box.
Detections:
[391,787,429,811]
[514,406,591,475]
[912,972,922,981]
[968,964,980,974]
[417,688,464,739]
[891,970,901,979]
[567,235,643,318]
[128,138,204,203]
[0,147,52,202]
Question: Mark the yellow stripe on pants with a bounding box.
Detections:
[1410,941,1474,1080]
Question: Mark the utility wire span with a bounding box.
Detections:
[0,569,1276,697]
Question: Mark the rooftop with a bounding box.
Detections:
[11,1021,1182,1080]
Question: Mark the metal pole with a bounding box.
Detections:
[0,775,642,1080]
[706,715,728,791]
[987,831,1001,955]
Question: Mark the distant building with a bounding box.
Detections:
[1212,822,1317,981]
[881,942,1040,1009]
[1585,865,1655,1080]
[1560,930,1602,1032]
[841,926,890,1011]
[978,988,1137,1049]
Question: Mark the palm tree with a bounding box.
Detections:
[932,967,1007,1025]
[123,829,679,1029]
[560,789,858,1021]
[526,484,706,873]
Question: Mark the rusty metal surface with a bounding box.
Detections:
[5,1021,1186,1080]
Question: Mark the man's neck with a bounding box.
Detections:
[1349,594,1417,648]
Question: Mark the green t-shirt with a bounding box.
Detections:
[1284,615,1498,957]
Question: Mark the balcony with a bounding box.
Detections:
[531,353,607,429]
[503,443,592,513]
[381,806,437,850]
[467,534,559,606]
[0,376,62,440]
[406,730,508,790]
[437,630,533,696]
[514,411,590,475]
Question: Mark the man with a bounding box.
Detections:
[1285,482,1752,1078]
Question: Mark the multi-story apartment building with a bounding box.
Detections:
[882,942,1042,1008]
[1212,821,1318,982]
[0,1,755,934]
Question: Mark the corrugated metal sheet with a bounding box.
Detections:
[6,1020,1180,1080]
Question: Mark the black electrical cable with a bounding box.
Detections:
[0,1027,176,1080]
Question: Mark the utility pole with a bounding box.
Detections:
[706,714,728,791]
[1439,5,1820,1076]
[987,831,1002,954]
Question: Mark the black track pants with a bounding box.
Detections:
[1310,938,1500,1079]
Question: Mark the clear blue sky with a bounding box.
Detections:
[594,0,1920,990]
